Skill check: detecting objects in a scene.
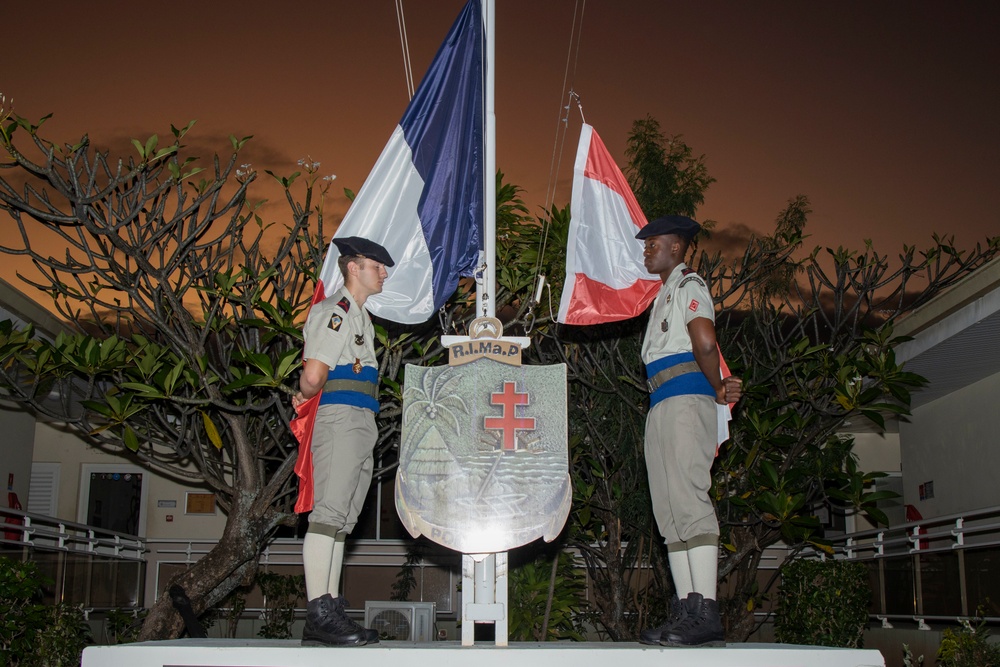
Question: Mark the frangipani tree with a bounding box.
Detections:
[0,108,334,638]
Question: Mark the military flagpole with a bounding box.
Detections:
[478,0,497,321]
[462,0,511,648]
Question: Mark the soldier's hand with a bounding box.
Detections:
[721,376,742,405]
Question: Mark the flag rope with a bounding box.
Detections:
[394,0,416,99]
[527,0,588,325]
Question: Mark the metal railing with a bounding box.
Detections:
[2,507,454,621]
[143,537,458,616]
[1,506,146,611]
[808,505,1000,627]
[8,502,999,631]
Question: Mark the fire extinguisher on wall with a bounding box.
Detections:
[5,472,24,542]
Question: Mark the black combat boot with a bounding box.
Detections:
[638,595,686,644]
[336,597,380,645]
[660,592,725,648]
[302,594,368,646]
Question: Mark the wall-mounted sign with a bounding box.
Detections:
[185,492,217,515]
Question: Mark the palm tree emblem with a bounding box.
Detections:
[402,367,468,464]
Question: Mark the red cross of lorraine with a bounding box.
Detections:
[484,381,536,451]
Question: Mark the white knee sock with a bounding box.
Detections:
[668,550,693,598]
[688,544,719,600]
[328,533,347,597]
[303,532,336,601]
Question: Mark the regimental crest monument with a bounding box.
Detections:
[395,317,571,555]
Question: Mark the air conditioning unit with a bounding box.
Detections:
[364,601,436,641]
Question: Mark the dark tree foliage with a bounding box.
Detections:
[502,119,1000,640]
[624,115,715,220]
[0,112,335,638]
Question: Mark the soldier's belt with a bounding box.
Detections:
[322,378,378,399]
[646,361,701,393]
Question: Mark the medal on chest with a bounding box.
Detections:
[659,292,672,332]
[352,357,363,374]
[354,334,364,345]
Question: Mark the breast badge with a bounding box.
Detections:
[355,334,364,345]
[661,319,668,333]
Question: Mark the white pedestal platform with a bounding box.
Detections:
[82,638,885,667]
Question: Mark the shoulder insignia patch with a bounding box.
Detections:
[336,297,350,313]
[329,314,343,332]
[689,299,700,312]
[678,275,705,290]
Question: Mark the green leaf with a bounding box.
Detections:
[760,460,780,489]
[864,506,890,527]
[123,426,140,452]
[860,490,900,504]
[81,400,114,418]
[163,360,187,395]
[244,352,273,376]
[222,374,267,393]
[120,382,164,398]
[229,134,253,151]
[274,349,301,380]
[171,119,196,138]
[859,409,885,430]
[152,145,177,161]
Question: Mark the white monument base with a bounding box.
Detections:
[82,638,885,667]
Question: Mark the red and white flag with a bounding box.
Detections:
[557,124,734,446]
[557,123,660,325]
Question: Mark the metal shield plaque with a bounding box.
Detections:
[395,360,570,553]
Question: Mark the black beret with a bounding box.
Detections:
[634,215,701,241]
[332,236,395,267]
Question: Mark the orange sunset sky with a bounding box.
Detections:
[4,1,998,289]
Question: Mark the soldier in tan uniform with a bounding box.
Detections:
[293,236,393,646]
[634,216,742,648]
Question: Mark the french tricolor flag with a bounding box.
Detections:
[557,124,660,325]
[313,0,484,323]
[293,0,483,512]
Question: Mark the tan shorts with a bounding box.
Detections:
[307,404,377,536]
[644,394,719,550]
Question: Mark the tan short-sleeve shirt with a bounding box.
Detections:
[302,287,377,372]
[641,263,715,365]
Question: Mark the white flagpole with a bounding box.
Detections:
[479,0,496,320]
[463,0,509,649]
[447,0,529,348]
